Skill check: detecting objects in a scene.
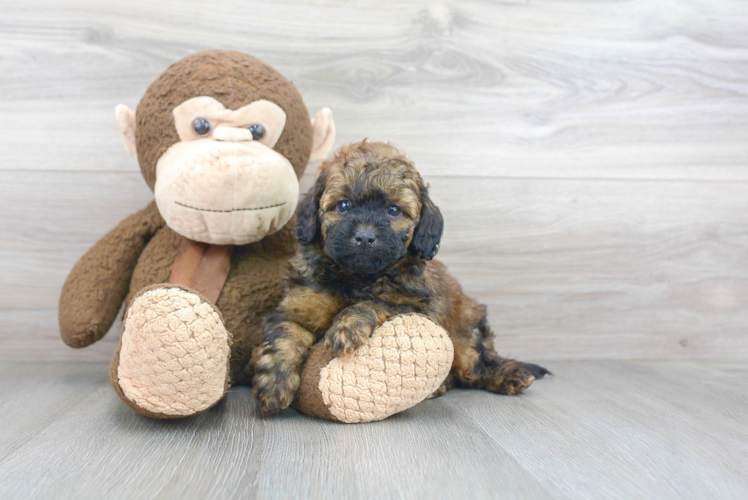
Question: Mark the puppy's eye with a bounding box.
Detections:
[388,205,402,217]
[192,118,211,136]
[337,199,352,213]
[249,124,265,140]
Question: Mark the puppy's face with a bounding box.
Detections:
[296,141,443,276]
[318,154,420,275]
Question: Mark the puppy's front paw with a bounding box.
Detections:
[324,317,373,356]
[251,343,302,412]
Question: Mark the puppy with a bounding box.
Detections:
[252,140,549,412]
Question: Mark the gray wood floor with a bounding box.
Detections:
[0,360,746,500]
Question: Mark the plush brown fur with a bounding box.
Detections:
[59,51,310,385]
[252,141,549,412]
[60,203,297,384]
[59,201,165,348]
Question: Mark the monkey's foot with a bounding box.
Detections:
[293,314,454,423]
[111,285,232,419]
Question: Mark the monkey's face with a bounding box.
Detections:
[154,97,298,245]
[296,141,444,276]
[115,51,335,246]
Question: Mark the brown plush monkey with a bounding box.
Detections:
[60,50,335,418]
[60,50,452,422]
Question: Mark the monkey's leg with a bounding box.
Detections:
[110,284,232,419]
[251,320,316,412]
[293,314,454,423]
[451,322,550,396]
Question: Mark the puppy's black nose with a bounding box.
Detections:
[354,229,377,246]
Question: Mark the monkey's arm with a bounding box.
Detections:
[59,201,165,348]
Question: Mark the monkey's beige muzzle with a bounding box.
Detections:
[154,140,299,245]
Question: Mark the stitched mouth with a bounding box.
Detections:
[174,201,286,213]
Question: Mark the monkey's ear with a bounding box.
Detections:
[295,172,327,245]
[115,104,138,160]
[409,185,444,260]
[309,108,335,162]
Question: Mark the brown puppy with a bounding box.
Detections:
[252,140,549,412]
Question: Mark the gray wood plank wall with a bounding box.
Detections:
[2,0,747,362]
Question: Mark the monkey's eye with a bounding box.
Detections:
[192,118,211,136]
[388,205,402,217]
[337,199,352,213]
[249,124,265,140]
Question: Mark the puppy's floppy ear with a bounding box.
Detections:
[295,171,327,245]
[410,184,444,260]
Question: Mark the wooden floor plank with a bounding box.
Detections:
[0,362,549,500]
[0,362,109,460]
[452,361,748,499]
[0,361,746,500]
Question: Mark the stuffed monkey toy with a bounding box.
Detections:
[59,50,453,423]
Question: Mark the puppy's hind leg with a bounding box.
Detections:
[426,372,456,399]
[452,316,550,396]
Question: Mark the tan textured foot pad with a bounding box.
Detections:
[319,314,454,423]
[115,286,231,418]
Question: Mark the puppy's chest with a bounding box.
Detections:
[338,278,430,311]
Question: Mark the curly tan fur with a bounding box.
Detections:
[252,141,549,412]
